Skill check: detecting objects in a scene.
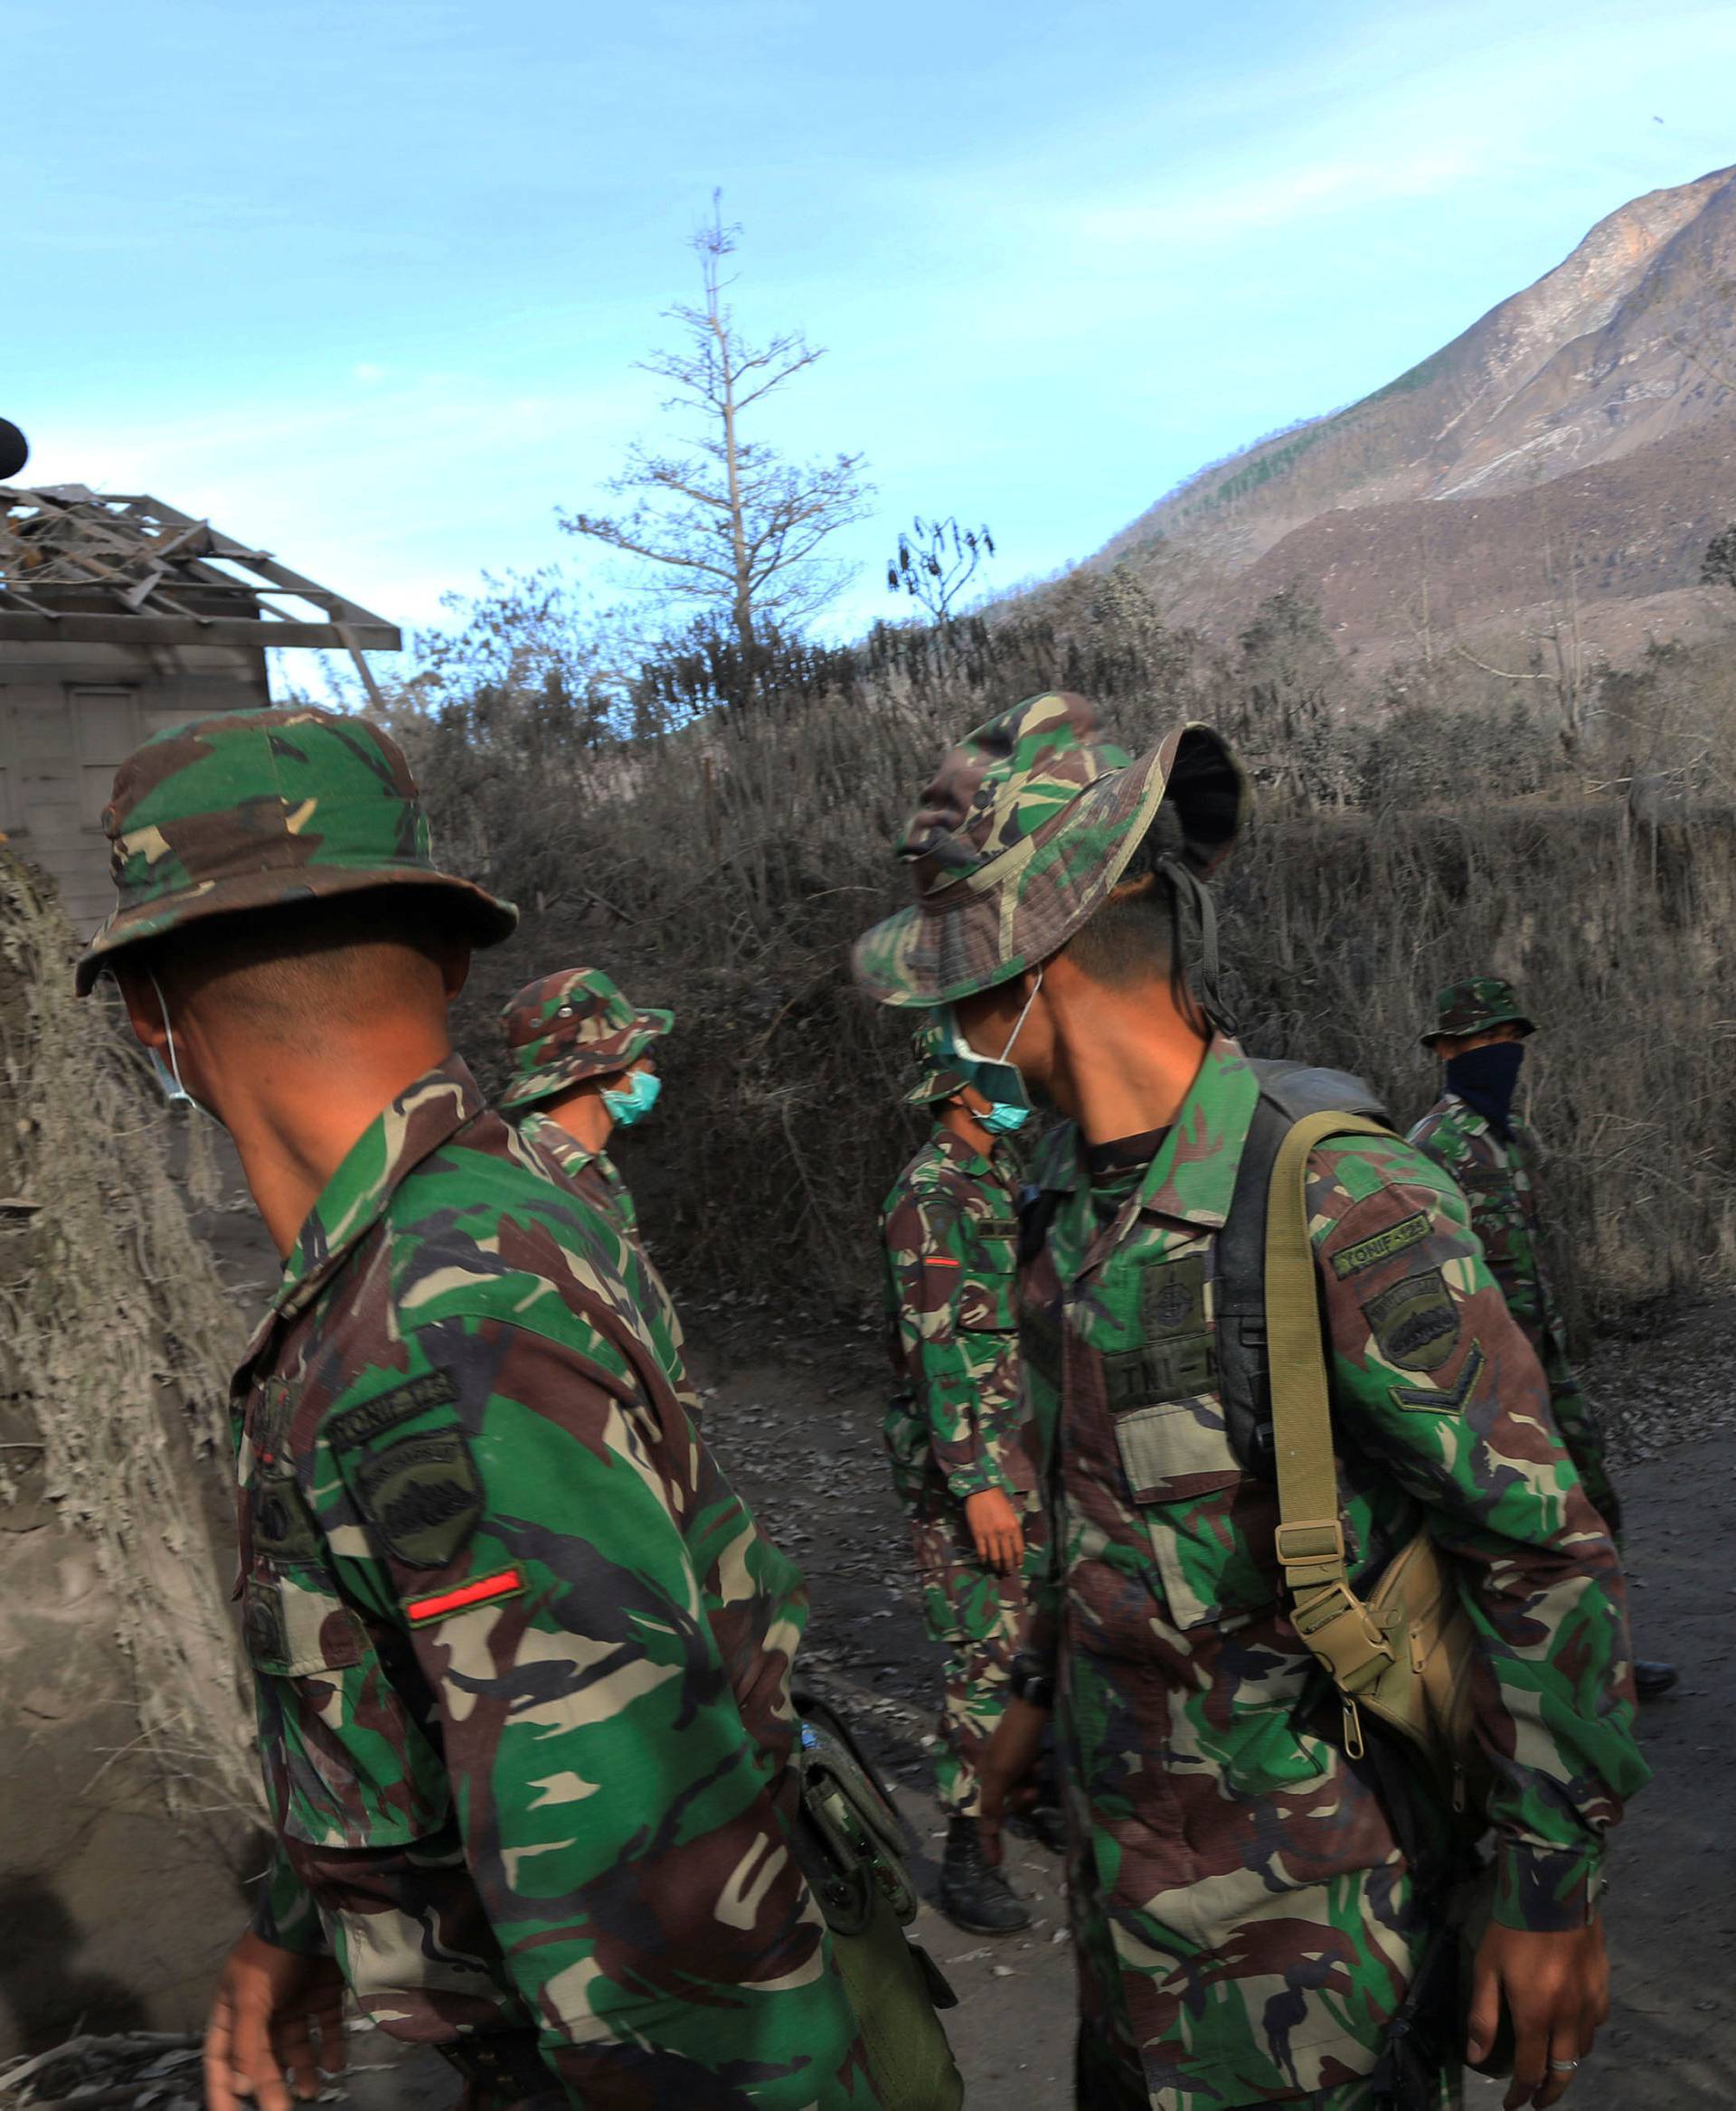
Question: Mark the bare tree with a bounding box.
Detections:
[561,195,873,707]
[886,515,995,626]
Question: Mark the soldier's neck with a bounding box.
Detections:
[545,1085,614,1155]
[1045,978,1209,1146]
[219,1028,459,1260]
[938,1101,995,1157]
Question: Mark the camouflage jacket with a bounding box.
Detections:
[234,1060,872,2107]
[1406,1093,1567,1371]
[1406,1092,1620,1533]
[879,1126,1037,1510]
[514,1107,702,1429]
[1020,1042,1646,2100]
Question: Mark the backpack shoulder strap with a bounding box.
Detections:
[1265,1108,1401,1733]
[1216,1060,1390,1478]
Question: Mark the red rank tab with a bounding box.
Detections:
[405,1568,525,1626]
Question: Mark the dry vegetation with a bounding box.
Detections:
[386,570,1736,1345]
[0,850,257,1815]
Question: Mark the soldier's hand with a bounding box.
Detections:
[964,1486,1025,1573]
[1467,1918,1609,2109]
[204,1929,347,2111]
[977,1697,1048,1869]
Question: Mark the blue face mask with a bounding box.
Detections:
[978,1099,1033,1136]
[936,968,1044,1117]
[602,1069,662,1128]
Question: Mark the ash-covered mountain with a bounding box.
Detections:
[1108,165,1736,658]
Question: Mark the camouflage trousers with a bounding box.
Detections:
[1074,2025,1462,2108]
[904,1494,1040,1818]
[1549,1372,1622,1544]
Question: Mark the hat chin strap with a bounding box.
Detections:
[1157,856,1237,1039]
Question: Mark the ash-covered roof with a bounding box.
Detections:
[0,485,400,652]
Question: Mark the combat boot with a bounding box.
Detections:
[1024,1801,1068,1855]
[939,1814,1031,1934]
[1635,1659,1679,1700]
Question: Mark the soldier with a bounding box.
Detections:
[853,693,1647,2111]
[78,709,875,2111]
[1407,977,1676,1700]
[879,1017,1055,1934]
[497,967,700,1426]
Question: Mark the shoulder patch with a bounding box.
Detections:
[1362,1268,1458,1373]
[1392,1341,1486,1415]
[355,1428,481,1569]
[327,1372,458,1453]
[1331,1210,1430,1278]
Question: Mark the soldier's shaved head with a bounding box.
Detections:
[1061,806,1185,989]
[134,891,468,1042]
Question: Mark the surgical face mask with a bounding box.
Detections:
[978,1099,1033,1136]
[146,973,206,1115]
[937,968,1044,1115]
[601,1069,662,1128]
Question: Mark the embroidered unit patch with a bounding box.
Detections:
[1140,1253,1207,1337]
[355,1428,482,1568]
[1330,1211,1430,1279]
[1362,1268,1458,1374]
[1392,1341,1486,1414]
[327,1372,458,1454]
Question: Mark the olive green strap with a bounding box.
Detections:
[1265,1111,1399,1702]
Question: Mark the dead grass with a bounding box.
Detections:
[401,601,1736,1346]
[0,850,259,1819]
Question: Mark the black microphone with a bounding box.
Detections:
[0,420,30,482]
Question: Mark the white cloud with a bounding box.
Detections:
[1072,148,1483,248]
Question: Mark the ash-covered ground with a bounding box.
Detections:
[6,1189,1730,2108]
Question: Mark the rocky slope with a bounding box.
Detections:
[1108,165,1736,655]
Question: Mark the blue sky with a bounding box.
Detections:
[7,0,1733,681]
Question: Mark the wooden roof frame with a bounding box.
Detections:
[0,485,401,654]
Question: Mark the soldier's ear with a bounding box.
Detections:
[110,962,170,1053]
[438,938,473,1005]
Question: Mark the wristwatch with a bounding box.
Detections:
[1009,1650,1056,1710]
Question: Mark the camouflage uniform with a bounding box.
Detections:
[78,712,875,2111]
[879,1028,1043,1818]
[499,969,700,1429]
[1407,977,1619,1534]
[853,695,1647,2110]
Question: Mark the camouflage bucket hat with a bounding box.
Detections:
[904,1014,974,1107]
[1420,975,1537,1049]
[852,692,1249,1007]
[497,967,673,1109]
[75,707,517,994]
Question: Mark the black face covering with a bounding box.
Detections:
[1445,1042,1525,1138]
